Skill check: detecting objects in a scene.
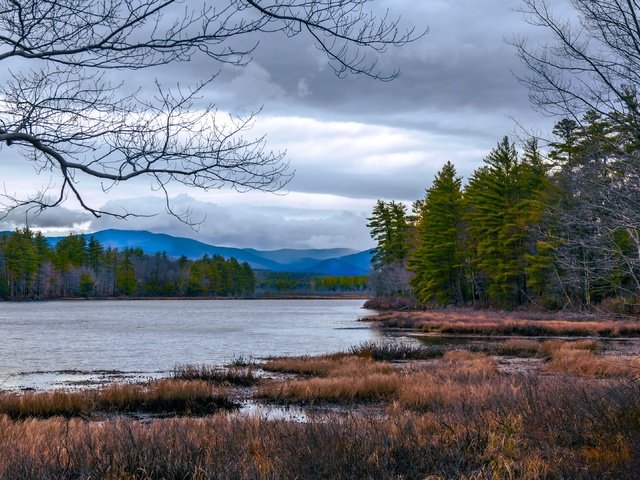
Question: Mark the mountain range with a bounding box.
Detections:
[47,229,374,276]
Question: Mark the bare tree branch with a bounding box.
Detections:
[0,0,423,224]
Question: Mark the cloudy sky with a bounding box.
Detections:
[0,0,566,251]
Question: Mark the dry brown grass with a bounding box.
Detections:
[172,364,257,386]
[3,339,640,479]
[543,345,640,377]
[2,373,640,479]
[364,309,640,337]
[397,351,501,412]
[495,338,541,356]
[350,341,445,360]
[262,354,394,377]
[260,355,398,403]
[443,349,497,370]
[538,339,599,356]
[259,350,500,406]
[259,373,403,403]
[0,380,235,419]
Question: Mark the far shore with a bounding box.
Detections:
[0,293,371,303]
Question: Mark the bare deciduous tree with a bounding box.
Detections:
[515,0,640,130]
[0,0,420,223]
[516,1,640,309]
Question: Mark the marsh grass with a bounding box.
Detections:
[3,375,640,479]
[258,373,402,403]
[4,322,640,479]
[349,341,445,360]
[172,364,257,386]
[543,343,640,377]
[260,353,399,403]
[259,350,499,406]
[494,338,541,356]
[366,310,640,337]
[262,354,394,377]
[0,380,235,419]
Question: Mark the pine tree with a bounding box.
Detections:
[464,136,548,307]
[116,248,137,296]
[367,200,410,269]
[409,161,465,305]
[367,200,412,298]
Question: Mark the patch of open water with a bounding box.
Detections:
[0,299,394,391]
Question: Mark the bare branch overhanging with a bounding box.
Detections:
[0,0,423,224]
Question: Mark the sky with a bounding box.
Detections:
[0,0,567,251]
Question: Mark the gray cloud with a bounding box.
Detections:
[0,206,91,231]
[179,0,555,134]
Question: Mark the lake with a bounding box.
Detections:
[0,299,385,391]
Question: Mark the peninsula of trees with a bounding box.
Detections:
[369,112,640,313]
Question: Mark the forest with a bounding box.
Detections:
[0,229,256,300]
[369,112,640,313]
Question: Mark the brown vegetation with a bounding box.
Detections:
[543,342,640,377]
[0,380,235,419]
[350,340,445,360]
[262,354,394,377]
[3,370,640,478]
[364,309,640,337]
[172,364,257,386]
[4,333,640,479]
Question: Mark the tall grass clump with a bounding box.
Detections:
[364,310,640,337]
[349,341,445,360]
[0,380,236,419]
[262,354,393,377]
[172,364,257,386]
[542,343,640,377]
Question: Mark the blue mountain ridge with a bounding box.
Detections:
[46,229,373,276]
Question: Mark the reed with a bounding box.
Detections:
[262,354,394,377]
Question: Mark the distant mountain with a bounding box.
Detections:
[251,248,355,264]
[46,229,373,276]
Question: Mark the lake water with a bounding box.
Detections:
[0,299,384,391]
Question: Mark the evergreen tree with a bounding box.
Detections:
[116,248,137,296]
[409,161,465,305]
[367,200,413,298]
[367,200,410,269]
[464,136,548,307]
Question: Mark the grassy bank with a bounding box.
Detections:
[363,308,640,337]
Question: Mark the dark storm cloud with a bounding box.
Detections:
[178,0,555,135]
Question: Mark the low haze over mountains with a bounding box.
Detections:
[47,229,373,276]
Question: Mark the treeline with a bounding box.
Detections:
[256,271,369,294]
[369,112,640,313]
[0,229,256,300]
